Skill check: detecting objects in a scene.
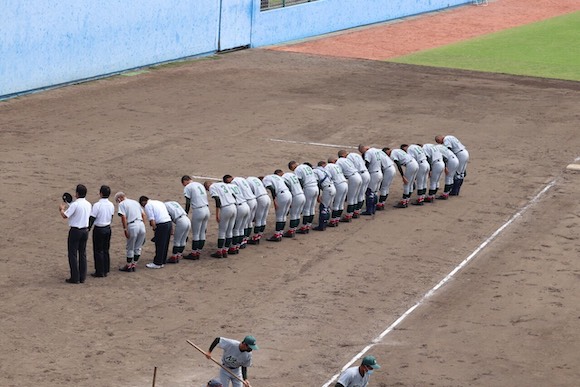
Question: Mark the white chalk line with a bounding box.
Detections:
[270,138,357,149]
[321,177,558,387]
[189,175,220,181]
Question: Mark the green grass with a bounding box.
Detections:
[390,11,580,81]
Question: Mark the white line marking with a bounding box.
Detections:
[270,138,357,149]
[189,175,220,181]
[321,177,558,387]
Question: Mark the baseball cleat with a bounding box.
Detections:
[282,230,295,238]
[424,196,435,203]
[166,255,180,264]
[183,252,200,260]
[210,251,225,259]
[436,194,449,200]
[119,264,135,272]
[296,228,309,234]
[339,217,351,223]
[393,202,408,208]
[266,235,282,242]
[312,226,325,231]
[411,200,424,206]
[146,263,164,269]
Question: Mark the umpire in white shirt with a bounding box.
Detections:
[59,184,92,284]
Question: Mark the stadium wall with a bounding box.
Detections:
[0,0,470,99]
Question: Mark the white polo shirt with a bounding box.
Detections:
[144,199,172,224]
[90,198,114,227]
[65,198,92,228]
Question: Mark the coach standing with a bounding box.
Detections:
[59,184,92,284]
[88,185,115,277]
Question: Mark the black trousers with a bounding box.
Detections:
[93,225,111,275]
[153,221,172,265]
[68,227,88,282]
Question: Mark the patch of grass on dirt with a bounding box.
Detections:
[390,11,580,81]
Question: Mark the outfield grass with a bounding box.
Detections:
[391,11,580,81]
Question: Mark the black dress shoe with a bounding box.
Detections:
[65,278,79,284]
[91,273,105,278]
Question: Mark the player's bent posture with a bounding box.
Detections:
[262,172,292,242]
[326,157,348,226]
[206,335,258,387]
[384,147,419,208]
[435,134,469,196]
[346,150,370,217]
[181,175,210,259]
[422,143,445,202]
[335,151,362,222]
[205,181,237,258]
[164,201,191,263]
[277,169,306,238]
[401,144,430,206]
[224,176,251,255]
[434,144,459,199]
[312,161,336,231]
[114,192,146,272]
[289,161,319,234]
[377,148,396,210]
[246,176,271,244]
[224,175,257,249]
[358,145,384,215]
[140,196,172,269]
[335,355,380,387]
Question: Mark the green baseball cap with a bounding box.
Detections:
[362,355,380,369]
[242,335,259,350]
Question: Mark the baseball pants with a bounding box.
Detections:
[173,216,191,248]
[429,159,446,191]
[254,195,271,227]
[403,160,419,196]
[274,192,292,222]
[368,170,383,193]
[379,165,396,196]
[246,198,257,228]
[302,185,319,217]
[455,149,469,178]
[233,202,250,238]
[357,170,371,203]
[416,160,431,191]
[191,205,210,241]
[217,204,237,239]
[289,193,306,221]
[219,367,243,387]
[126,221,146,259]
[444,156,459,186]
[332,181,348,211]
[320,184,336,209]
[345,173,362,206]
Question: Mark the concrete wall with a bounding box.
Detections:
[0,0,219,97]
[251,0,471,47]
[0,0,470,99]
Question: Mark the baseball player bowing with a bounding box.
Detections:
[346,150,370,218]
[223,175,250,256]
[224,175,257,249]
[206,335,258,387]
[434,143,459,199]
[204,181,237,258]
[326,157,348,227]
[312,161,336,231]
[262,172,292,242]
[377,148,396,210]
[435,134,469,196]
[114,192,146,272]
[335,355,380,387]
[421,143,445,203]
[164,200,191,263]
[335,151,362,222]
[401,144,430,206]
[358,145,384,215]
[289,161,319,234]
[384,147,419,208]
[276,168,306,238]
[181,175,210,260]
[246,176,271,244]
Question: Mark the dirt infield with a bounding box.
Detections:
[2,2,580,385]
[271,0,580,60]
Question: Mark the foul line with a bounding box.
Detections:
[321,177,558,387]
[189,175,220,181]
[270,138,357,149]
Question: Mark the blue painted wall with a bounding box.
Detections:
[0,0,470,98]
[251,0,471,47]
[0,0,219,97]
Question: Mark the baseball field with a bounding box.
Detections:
[1,1,579,386]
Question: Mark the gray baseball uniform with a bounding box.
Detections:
[378,149,396,209]
[406,144,430,205]
[164,201,191,259]
[347,152,370,216]
[422,143,445,202]
[183,181,210,258]
[294,163,319,232]
[246,176,271,243]
[228,182,250,254]
[326,162,348,226]
[282,172,306,237]
[336,156,362,221]
[435,144,459,199]
[390,148,419,207]
[117,198,146,265]
[262,174,292,240]
[209,182,237,257]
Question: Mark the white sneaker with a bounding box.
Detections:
[146,263,164,269]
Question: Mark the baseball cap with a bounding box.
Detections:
[242,335,259,350]
[361,355,381,369]
[207,379,222,387]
